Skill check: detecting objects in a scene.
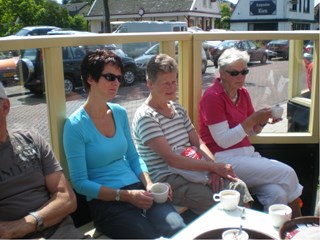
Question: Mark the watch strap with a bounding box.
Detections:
[29,211,44,232]
[115,189,121,201]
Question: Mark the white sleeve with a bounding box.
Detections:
[208,121,247,149]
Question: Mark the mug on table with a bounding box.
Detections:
[213,189,240,211]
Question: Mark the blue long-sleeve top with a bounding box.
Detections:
[63,102,148,201]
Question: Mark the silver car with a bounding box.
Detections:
[135,41,208,77]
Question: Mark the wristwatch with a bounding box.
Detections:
[115,189,121,201]
[29,212,44,232]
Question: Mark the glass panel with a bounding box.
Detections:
[201,38,312,133]
[301,39,314,98]
[1,48,50,143]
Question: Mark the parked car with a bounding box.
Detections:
[0,51,19,85]
[210,40,270,67]
[266,39,289,60]
[47,30,95,35]
[13,26,61,36]
[202,40,222,60]
[18,44,138,94]
[135,42,207,76]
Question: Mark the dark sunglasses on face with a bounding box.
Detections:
[226,69,249,76]
[101,73,122,82]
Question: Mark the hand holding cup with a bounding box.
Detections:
[150,183,169,203]
[271,105,284,120]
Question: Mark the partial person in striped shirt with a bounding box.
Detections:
[132,54,253,216]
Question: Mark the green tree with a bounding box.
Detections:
[217,2,231,30]
[0,0,87,36]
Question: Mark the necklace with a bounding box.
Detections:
[221,82,238,103]
[230,92,238,102]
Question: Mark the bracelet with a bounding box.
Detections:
[259,123,267,127]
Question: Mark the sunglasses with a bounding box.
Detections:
[226,69,249,76]
[101,73,122,82]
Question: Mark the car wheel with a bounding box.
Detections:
[123,67,136,86]
[213,59,218,68]
[260,54,267,64]
[202,60,207,74]
[18,58,34,83]
[64,76,74,94]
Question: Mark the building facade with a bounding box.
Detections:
[85,0,221,33]
[230,0,316,31]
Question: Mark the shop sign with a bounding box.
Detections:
[250,0,276,15]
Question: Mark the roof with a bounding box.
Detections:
[62,2,91,16]
[88,0,195,17]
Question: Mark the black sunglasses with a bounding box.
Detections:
[226,69,249,76]
[101,73,122,82]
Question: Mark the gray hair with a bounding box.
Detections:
[146,54,178,82]
[218,48,250,70]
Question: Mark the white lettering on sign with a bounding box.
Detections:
[256,3,270,7]
[258,8,268,13]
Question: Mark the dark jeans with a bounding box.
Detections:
[88,182,186,239]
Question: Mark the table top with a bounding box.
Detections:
[172,204,280,239]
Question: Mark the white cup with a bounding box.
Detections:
[150,183,169,203]
[271,106,284,119]
[213,190,240,211]
[222,229,249,240]
[268,204,292,228]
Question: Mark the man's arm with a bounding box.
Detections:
[0,171,77,239]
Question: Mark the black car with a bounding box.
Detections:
[266,40,289,60]
[210,40,269,67]
[18,44,138,94]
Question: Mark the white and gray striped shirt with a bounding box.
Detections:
[132,101,194,182]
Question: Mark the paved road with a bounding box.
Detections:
[6,59,292,144]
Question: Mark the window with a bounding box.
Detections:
[303,0,310,13]
[291,0,297,11]
[203,0,207,8]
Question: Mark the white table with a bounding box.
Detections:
[172,204,280,239]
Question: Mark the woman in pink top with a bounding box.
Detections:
[198,48,303,218]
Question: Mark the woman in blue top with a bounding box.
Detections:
[63,50,185,239]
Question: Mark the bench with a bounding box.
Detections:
[77,205,189,239]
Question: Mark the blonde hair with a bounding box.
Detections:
[146,54,178,82]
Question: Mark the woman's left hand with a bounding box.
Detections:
[163,182,173,201]
[208,173,224,192]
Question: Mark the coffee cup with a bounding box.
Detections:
[150,183,169,203]
[271,106,284,119]
[213,190,240,211]
[268,204,292,228]
[222,229,249,240]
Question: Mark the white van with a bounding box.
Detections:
[114,21,187,58]
[114,21,187,33]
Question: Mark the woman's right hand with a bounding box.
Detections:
[211,162,237,181]
[250,108,272,125]
[127,190,154,209]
